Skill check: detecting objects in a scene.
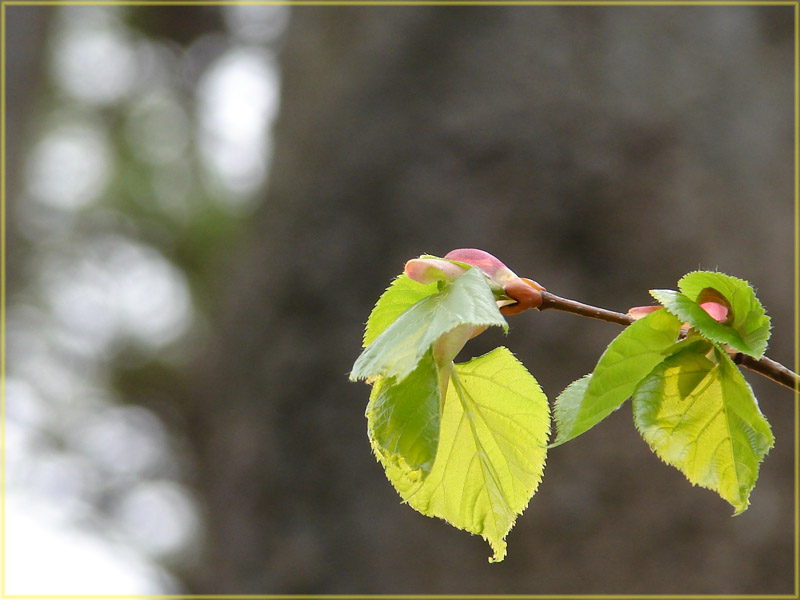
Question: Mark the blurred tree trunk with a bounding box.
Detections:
[177,6,794,594]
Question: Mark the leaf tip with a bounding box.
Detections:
[731,503,749,517]
[487,539,507,563]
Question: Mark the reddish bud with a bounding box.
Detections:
[520,277,546,292]
[500,278,543,314]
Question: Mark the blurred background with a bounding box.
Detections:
[4,4,794,596]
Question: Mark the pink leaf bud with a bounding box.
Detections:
[404,257,468,284]
[699,301,730,323]
[444,248,518,285]
[444,248,545,315]
[695,287,732,324]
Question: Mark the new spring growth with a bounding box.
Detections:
[405,248,546,316]
[695,287,733,324]
[628,287,732,326]
[403,249,545,382]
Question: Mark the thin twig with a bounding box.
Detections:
[536,291,799,392]
[539,291,635,327]
[735,354,799,391]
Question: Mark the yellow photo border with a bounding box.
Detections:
[0,1,797,599]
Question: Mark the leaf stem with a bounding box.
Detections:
[537,291,799,392]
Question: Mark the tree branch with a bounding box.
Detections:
[537,291,799,392]
[538,291,635,327]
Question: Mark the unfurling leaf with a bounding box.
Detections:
[361,273,439,348]
[375,347,549,562]
[551,308,683,445]
[350,267,507,383]
[650,270,771,359]
[632,341,774,514]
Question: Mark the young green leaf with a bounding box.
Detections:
[362,273,439,347]
[366,350,444,481]
[376,347,550,563]
[350,267,507,383]
[650,271,771,359]
[632,342,774,514]
[551,308,683,446]
[551,374,592,448]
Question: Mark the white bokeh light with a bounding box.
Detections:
[25,120,112,211]
[113,481,201,558]
[40,235,193,353]
[223,5,290,45]
[6,492,178,595]
[52,20,136,105]
[197,46,280,200]
[67,405,173,479]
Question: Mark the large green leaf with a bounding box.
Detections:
[366,350,444,482]
[551,308,683,446]
[377,347,549,562]
[350,267,507,383]
[632,342,774,514]
[650,271,770,358]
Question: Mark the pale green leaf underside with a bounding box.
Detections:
[650,271,770,358]
[363,274,439,347]
[351,267,507,383]
[377,347,549,563]
[367,350,443,479]
[551,308,683,446]
[632,343,774,514]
